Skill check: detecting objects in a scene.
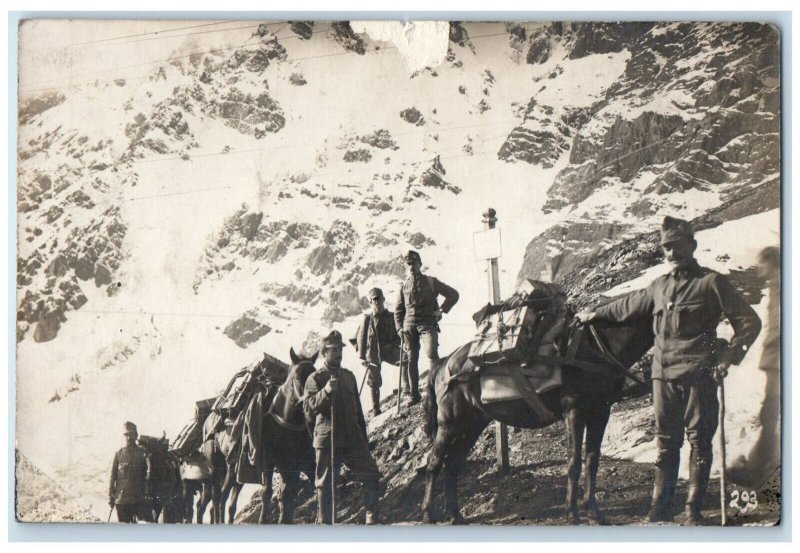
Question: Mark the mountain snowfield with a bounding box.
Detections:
[15,21,780,521]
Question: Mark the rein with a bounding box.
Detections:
[585,323,646,385]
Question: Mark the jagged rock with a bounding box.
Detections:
[400,107,424,126]
[321,305,346,326]
[33,312,61,343]
[224,314,271,348]
[74,257,94,281]
[449,22,474,52]
[263,283,319,305]
[208,89,285,137]
[19,92,65,125]
[330,22,366,55]
[517,221,629,284]
[498,127,568,168]
[410,155,461,194]
[360,129,398,150]
[306,244,335,276]
[46,255,67,278]
[405,232,435,249]
[289,73,307,86]
[526,32,550,64]
[343,149,372,162]
[289,21,314,40]
[568,22,651,60]
[94,263,112,286]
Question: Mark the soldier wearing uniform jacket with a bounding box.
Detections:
[108,421,151,523]
[394,250,459,404]
[576,216,761,525]
[303,330,382,525]
[356,287,403,416]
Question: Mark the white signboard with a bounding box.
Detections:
[473,227,502,261]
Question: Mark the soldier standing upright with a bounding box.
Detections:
[108,421,151,523]
[576,216,761,525]
[303,330,382,524]
[356,287,403,416]
[394,250,459,404]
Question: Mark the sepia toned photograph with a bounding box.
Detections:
[14,19,781,528]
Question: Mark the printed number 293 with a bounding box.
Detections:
[729,489,758,514]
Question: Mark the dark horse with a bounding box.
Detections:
[138,434,183,523]
[255,347,317,524]
[423,317,653,524]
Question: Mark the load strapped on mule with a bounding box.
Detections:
[465,280,569,416]
[172,353,289,483]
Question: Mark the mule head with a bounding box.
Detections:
[288,347,319,399]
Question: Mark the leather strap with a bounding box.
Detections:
[506,364,557,424]
[525,353,616,379]
[269,411,307,432]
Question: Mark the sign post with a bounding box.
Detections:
[476,208,509,476]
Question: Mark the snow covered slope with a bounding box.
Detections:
[15,21,780,520]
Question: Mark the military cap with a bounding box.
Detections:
[368,287,384,299]
[660,216,694,245]
[321,330,346,350]
[403,249,422,264]
[123,421,138,436]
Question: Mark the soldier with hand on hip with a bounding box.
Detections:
[394,249,459,405]
[576,216,761,525]
[108,421,151,523]
[303,330,382,525]
[356,287,403,416]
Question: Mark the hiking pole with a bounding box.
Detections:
[330,373,336,525]
[397,334,404,415]
[107,504,115,523]
[718,376,728,526]
[358,364,370,396]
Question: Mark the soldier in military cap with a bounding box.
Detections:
[576,216,761,525]
[108,421,151,523]
[356,287,403,416]
[303,330,382,524]
[394,249,459,404]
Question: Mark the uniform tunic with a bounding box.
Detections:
[109,444,150,509]
[595,261,761,457]
[302,363,380,489]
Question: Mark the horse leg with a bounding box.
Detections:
[443,436,468,525]
[197,479,214,524]
[563,403,586,524]
[583,404,611,525]
[218,464,236,524]
[259,469,274,524]
[227,483,242,525]
[278,471,300,524]
[422,427,452,524]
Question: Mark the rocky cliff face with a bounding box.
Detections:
[515,22,780,285]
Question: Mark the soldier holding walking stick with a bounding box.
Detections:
[356,287,404,416]
[576,216,761,525]
[303,331,382,525]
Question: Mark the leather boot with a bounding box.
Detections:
[371,387,381,416]
[364,480,381,525]
[684,448,712,525]
[316,488,332,525]
[645,450,680,523]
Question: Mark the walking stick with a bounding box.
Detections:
[397,334,404,415]
[330,373,336,525]
[107,504,115,523]
[358,364,369,396]
[718,377,728,526]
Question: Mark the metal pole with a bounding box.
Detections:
[484,208,509,476]
[718,378,728,526]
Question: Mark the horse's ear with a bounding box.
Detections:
[289,347,299,365]
[310,351,319,364]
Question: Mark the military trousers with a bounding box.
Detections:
[402,324,439,398]
[314,439,381,489]
[365,344,405,389]
[115,502,143,523]
[653,374,719,462]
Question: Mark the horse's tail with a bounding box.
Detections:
[423,360,439,439]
